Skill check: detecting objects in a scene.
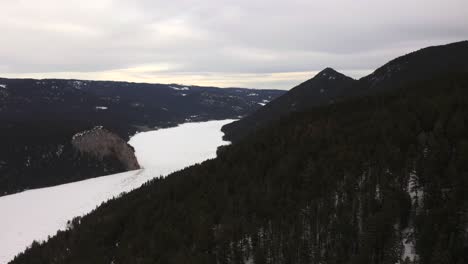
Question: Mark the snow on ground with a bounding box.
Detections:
[0,119,234,264]
[170,86,190,91]
[401,227,417,262]
[396,171,422,263]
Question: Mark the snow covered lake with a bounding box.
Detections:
[0,119,234,264]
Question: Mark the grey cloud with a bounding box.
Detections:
[0,0,467,89]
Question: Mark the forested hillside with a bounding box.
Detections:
[223,41,468,142]
[222,68,356,142]
[11,73,468,264]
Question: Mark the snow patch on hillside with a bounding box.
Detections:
[170,86,190,91]
[71,80,86,89]
[0,119,234,263]
[401,227,417,262]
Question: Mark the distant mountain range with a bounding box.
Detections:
[222,41,468,142]
[10,40,468,264]
[0,79,284,195]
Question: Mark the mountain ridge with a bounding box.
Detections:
[222,66,357,142]
[10,71,468,264]
[360,40,468,90]
[223,40,468,142]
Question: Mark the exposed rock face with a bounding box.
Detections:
[72,126,140,170]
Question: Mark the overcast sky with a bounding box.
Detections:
[1,0,467,89]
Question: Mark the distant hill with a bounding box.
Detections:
[223,41,468,142]
[222,68,356,142]
[0,79,284,195]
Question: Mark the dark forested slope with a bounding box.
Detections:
[223,41,468,142]
[222,68,356,142]
[361,40,468,91]
[0,79,284,195]
[11,73,468,264]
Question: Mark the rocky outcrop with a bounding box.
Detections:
[71,126,140,170]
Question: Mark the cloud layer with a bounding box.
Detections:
[1,0,467,89]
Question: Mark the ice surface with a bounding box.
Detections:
[0,119,234,263]
[128,120,234,175]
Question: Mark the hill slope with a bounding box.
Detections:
[222,68,356,142]
[10,75,468,263]
[223,41,468,142]
[361,40,468,91]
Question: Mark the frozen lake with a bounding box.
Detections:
[0,119,234,264]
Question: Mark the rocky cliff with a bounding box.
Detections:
[71,126,140,171]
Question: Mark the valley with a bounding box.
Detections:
[2,0,468,262]
[7,41,468,264]
[0,119,233,264]
[0,78,284,196]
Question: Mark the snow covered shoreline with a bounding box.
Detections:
[0,119,234,264]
